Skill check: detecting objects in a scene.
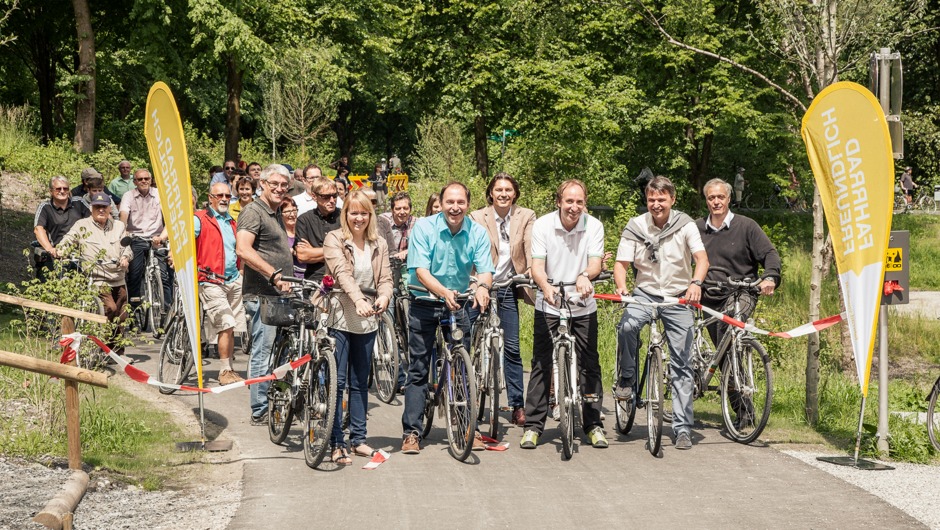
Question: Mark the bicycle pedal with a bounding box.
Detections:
[582,393,600,403]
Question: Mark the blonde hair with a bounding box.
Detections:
[339,190,378,242]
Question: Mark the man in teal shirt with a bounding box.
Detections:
[108,160,134,204]
[194,182,246,385]
[401,181,493,454]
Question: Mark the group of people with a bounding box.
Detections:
[33,156,783,463]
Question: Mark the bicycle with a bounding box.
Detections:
[529,272,611,460]
[157,281,194,394]
[410,284,478,462]
[690,268,773,443]
[927,374,939,453]
[263,273,338,469]
[389,256,410,394]
[371,309,399,404]
[127,235,168,335]
[607,294,680,456]
[471,274,528,439]
[913,186,937,213]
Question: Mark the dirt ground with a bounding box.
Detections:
[0,171,45,285]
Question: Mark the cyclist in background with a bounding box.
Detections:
[33,176,90,281]
[196,182,246,385]
[696,178,780,425]
[520,179,606,450]
[468,173,536,427]
[614,175,708,451]
[900,166,918,207]
[400,181,492,455]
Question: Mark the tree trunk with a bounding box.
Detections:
[29,28,58,144]
[474,113,488,178]
[224,56,243,163]
[332,100,357,165]
[805,186,825,425]
[71,0,95,153]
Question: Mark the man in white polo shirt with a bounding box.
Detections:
[520,179,607,450]
[613,175,709,450]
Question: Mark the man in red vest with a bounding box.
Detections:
[195,182,246,385]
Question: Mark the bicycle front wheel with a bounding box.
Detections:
[926,378,939,453]
[158,317,192,394]
[646,346,664,456]
[304,353,338,469]
[720,338,773,444]
[75,297,107,372]
[557,343,574,460]
[444,346,477,462]
[267,336,296,445]
[613,336,637,436]
[373,313,399,404]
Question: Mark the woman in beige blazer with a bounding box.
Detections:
[468,173,536,427]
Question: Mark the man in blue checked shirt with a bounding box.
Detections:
[400,181,493,455]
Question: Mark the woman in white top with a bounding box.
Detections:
[323,190,394,465]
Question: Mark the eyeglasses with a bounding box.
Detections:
[53,187,70,192]
[282,209,298,215]
[266,181,289,189]
[211,193,232,199]
[135,178,151,182]
[224,166,235,171]
[317,193,338,200]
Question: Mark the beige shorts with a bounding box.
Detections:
[200,275,246,341]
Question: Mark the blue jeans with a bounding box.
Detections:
[330,329,376,447]
[401,301,470,438]
[467,286,524,408]
[617,289,695,436]
[245,298,279,419]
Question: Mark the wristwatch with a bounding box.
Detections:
[578,271,590,279]
[691,279,703,287]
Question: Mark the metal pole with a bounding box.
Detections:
[878,48,891,114]
[853,395,867,465]
[198,392,207,447]
[877,305,889,455]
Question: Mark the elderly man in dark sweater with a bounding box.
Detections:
[697,177,781,426]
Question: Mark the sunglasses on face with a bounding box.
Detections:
[211,193,232,199]
[53,187,70,192]
[135,178,151,182]
[317,193,337,200]
[224,166,235,171]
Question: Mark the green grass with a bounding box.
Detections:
[0,312,198,488]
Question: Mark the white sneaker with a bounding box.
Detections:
[551,405,560,422]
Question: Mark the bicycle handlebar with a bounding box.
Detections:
[704,265,764,295]
[408,283,474,303]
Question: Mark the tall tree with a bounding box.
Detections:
[71,0,95,152]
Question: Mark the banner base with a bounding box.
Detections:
[816,455,894,470]
[176,440,233,452]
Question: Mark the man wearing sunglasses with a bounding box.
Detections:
[196,182,246,385]
[295,177,341,281]
[32,176,91,281]
[120,169,172,314]
[210,160,238,188]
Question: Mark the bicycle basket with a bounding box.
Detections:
[259,296,298,327]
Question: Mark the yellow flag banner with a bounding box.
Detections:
[144,82,203,388]
[801,81,894,396]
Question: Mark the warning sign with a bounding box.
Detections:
[885,248,903,271]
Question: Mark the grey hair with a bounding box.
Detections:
[260,164,290,182]
[49,175,69,189]
[118,159,131,167]
[703,178,732,197]
[646,175,676,198]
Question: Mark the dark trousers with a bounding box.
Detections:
[467,286,525,408]
[524,310,603,435]
[128,239,173,310]
[401,301,470,438]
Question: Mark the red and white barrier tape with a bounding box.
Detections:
[480,434,510,451]
[362,449,390,470]
[594,293,845,338]
[60,333,311,393]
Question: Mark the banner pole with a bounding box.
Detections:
[198,392,207,445]
[852,395,867,465]
[877,305,890,456]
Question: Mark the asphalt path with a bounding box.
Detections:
[126,340,924,529]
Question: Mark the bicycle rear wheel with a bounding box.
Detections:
[304,353,337,469]
[918,194,936,213]
[926,378,939,453]
[646,346,664,456]
[613,337,637,436]
[444,346,477,462]
[373,313,399,404]
[268,336,296,445]
[75,297,107,372]
[158,317,193,394]
[720,338,773,444]
[557,344,574,460]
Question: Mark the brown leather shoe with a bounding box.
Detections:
[401,433,420,454]
[473,431,486,451]
[511,407,526,426]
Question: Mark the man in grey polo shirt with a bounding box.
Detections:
[613,175,709,450]
[236,164,294,425]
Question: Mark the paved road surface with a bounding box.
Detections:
[127,341,924,529]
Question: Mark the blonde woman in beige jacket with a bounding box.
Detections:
[323,190,394,465]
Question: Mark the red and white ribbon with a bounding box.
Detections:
[362,449,390,470]
[480,434,510,451]
[594,293,845,339]
[63,333,312,393]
